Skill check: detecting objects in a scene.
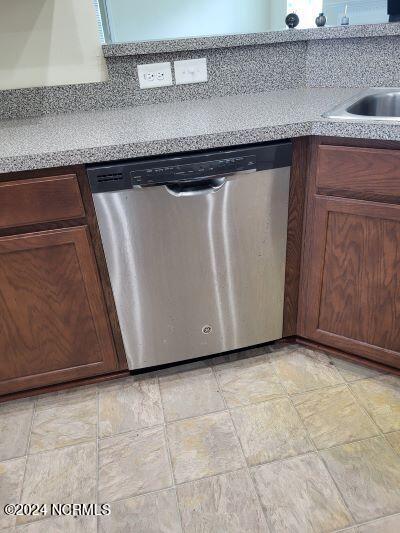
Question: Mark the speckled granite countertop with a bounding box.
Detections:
[1,87,399,173]
[103,22,400,56]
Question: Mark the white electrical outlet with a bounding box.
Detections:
[137,62,173,89]
[174,58,208,85]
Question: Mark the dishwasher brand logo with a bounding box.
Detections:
[202,325,212,334]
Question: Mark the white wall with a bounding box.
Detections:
[0,0,107,90]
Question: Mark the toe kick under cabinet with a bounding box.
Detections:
[0,167,127,398]
[298,138,400,369]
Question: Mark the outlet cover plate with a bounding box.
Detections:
[137,62,173,89]
[174,58,208,85]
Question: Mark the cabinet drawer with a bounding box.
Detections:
[0,174,85,229]
[316,145,400,202]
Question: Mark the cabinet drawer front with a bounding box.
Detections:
[316,145,400,202]
[0,174,85,229]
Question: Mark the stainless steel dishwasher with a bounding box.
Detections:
[87,141,292,370]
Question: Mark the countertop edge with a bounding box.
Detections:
[2,118,400,175]
[102,22,400,56]
[0,123,312,174]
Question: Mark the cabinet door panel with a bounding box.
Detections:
[0,226,118,394]
[299,196,400,368]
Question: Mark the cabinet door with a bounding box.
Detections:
[0,226,118,394]
[298,196,400,368]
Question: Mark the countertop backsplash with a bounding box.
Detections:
[0,28,399,120]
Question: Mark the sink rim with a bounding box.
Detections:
[323,87,400,122]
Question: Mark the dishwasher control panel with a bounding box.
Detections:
[131,155,256,186]
[87,141,292,193]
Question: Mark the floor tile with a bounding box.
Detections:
[0,399,34,461]
[211,345,271,366]
[252,453,352,533]
[15,515,97,532]
[214,354,285,408]
[19,442,96,525]
[386,431,400,455]
[329,357,387,383]
[231,398,313,466]
[321,436,400,522]
[159,365,224,422]
[98,426,172,502]
[99,376,163,438]
[99,489,182,533]
[350,376,400,433]
[177,469,267,533]
[29,388,97,454]
[34,384,97,408]
[292,385,378,449]
[356,514,400,532]
[167,411,245,484]
[270,345,344,394]
[0,457,25,529]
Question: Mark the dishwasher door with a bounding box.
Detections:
[93,167,290,369]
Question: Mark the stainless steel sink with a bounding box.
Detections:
[324,88,400,121]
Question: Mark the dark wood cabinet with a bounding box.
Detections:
[0,226,119,395]
[298,138,400,369]
[2,139,399,396]
[0,167,127,398]
[0,174,85,229]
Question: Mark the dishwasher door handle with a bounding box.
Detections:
[164,177,227,197]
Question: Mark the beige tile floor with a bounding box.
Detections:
[1,343,400,532]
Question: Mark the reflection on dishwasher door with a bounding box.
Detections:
[87,141,292,369]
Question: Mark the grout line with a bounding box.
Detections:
[211,364,269,529]
[24,398,37,459]
[347,511,400,531]
[4,343,399,530]
[157,375,184,533]
[96,385,100,533]
[288,381,350,399]
[95,463,253,510]
[23,437,98,457]
[94,486,188,514]
[14,398,42,529]
[247,450,322,473]
[317,451,356,526]
[272,345,400,528]
[313,377,400,527]
[165,405,230,425]
[171,465,246,489]
[266,354,318,453]
[98,422,165,442]
[210,364,228,411]
[267,352,357,526]
[383,430,400,458]
[163,408,231,427]
[8,514,57,532]
[18,398,36,503]
[92,382,367,445]
[314,433,382,453]
[333,513,400,532]
[345,381,400,459]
